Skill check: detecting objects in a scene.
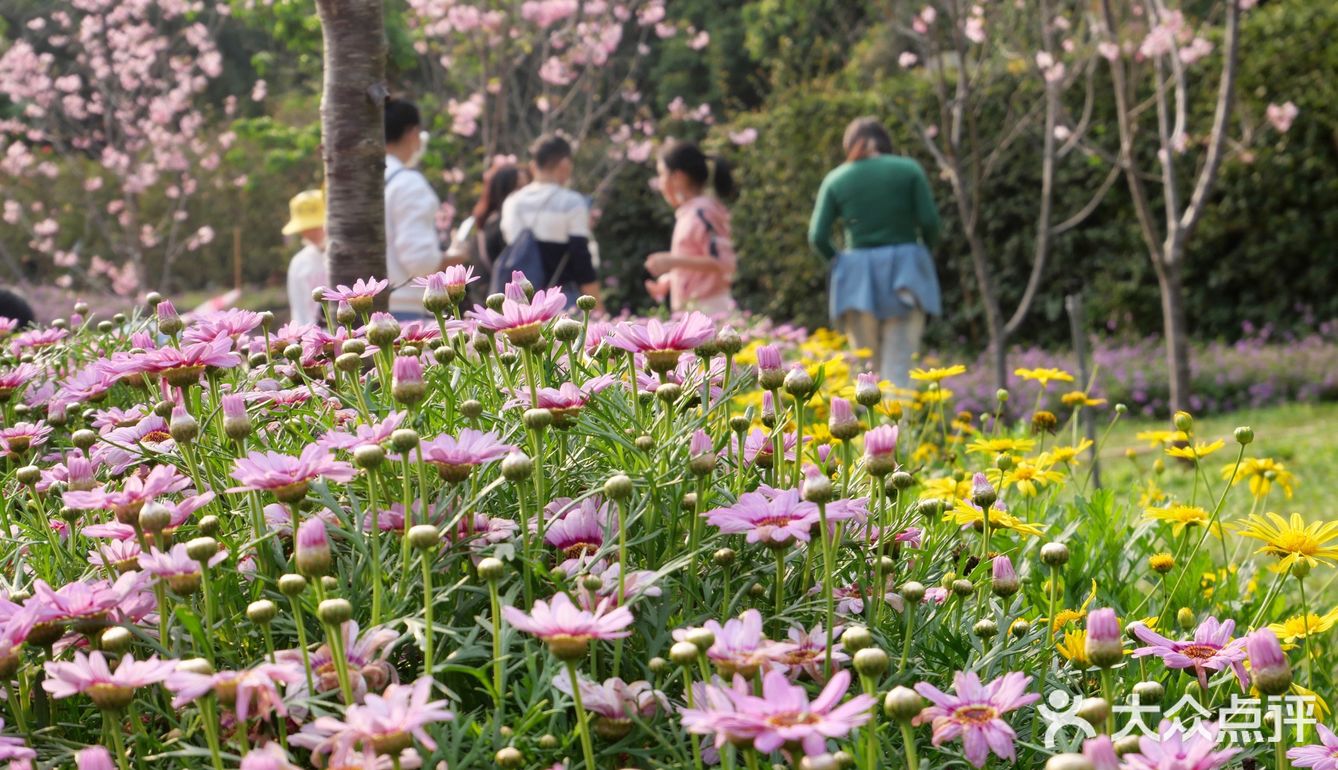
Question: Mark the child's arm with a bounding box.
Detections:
[646,252,727,275]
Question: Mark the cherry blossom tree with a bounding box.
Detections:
[899,1,1113,389]
[1096,0,1245,412]
[0,0,231,296]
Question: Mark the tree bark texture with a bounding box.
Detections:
[315,0,388,306]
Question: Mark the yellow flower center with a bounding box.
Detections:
[1179,644,1219,661]
[765,711,821,728]
[1268,533,1318,556]
[953,705,999,725]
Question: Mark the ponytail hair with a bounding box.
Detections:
[659,139,737,201]
[843,116,894,162]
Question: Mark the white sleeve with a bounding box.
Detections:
[287,249,326,326]
[566,194,592,239]
[389,175,443,279]
[499,196,520,244]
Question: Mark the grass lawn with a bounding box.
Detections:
[1097,401,1337,518]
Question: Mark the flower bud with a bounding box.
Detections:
[335,352,362,373]
[649,657,669,674]
[656,383,682,405]
[853,647,889,677]
[495,747,524,769]
[728,415,750,434]
[669,641,699,666]
[951,579,975,598]
[604,474,633,500]
[1291,558,1311,579]
[318,598,352,625]
[501,452,533,482]
[685,628,715,652]
[138,502,172,534]
[799,754,839,770]
[1132,680,1163,704]
[889,471,914,491]
[1246,628,1292,696]
[296,518,332,578]
[973,619,998,639]
[247,599,278,625]
[222,394,252,440]
[523,408,553,431]
[802,472,834,504]
[634,434,654,452]
[716,326,742,356]
[1176,607,1195,630]
[408,525,440,551]
[176,657,215,677]
[970,472,997,509]
[100,626,133,655]
[782,365,814,398]
[15,465,39,486]
[827,397,861,440]
[157,300,183,336]
[841,626,873,652]
[335,301,356,326]
[576,295,597,312]
[353,444,386,470]
[899,581,926,603]
[1234,426,1254,445]
[1085,608,1124,668]
[995,453,1015,471]
[477,557,505,582]
[1040,542,1070,567]
[1149,553,1175,574]
[168,408,199,444]
[854,373,882,407]
[1010,619,1031,638]
[1113,735,1142,756]
[552,318,582,343]
[713,548,736,567]
[321,576,338,591]
[278,573,308,597]
[883,686,923,721]
[390,428,419,452]
[432,345,455,366]
[1172,410,1193,434]
[185,536,219,562]
[991,555,1020,597]
[1046,754,1094,770]
[391,355,425,405]
[198,515,219,535]
[581,574,603,592]
[1076,697,1109,726]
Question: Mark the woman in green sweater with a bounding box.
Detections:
[807,117,942,389]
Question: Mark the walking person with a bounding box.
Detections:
[643,140,737,315]
[808,117,942,389]
[499,134,601,309]
[446,162,527,307]
[384,98,448,320]
[282,189,328,326]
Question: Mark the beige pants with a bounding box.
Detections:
[842,308,926,389]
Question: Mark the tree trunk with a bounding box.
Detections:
[1154,257,1192,414]
[315,0,388,306]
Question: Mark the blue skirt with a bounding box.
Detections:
[829,243,942,321]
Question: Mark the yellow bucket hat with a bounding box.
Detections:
[282,189,326,236]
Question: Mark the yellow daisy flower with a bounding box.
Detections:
[1037,440,1093,467]
[1135,429,1189,447]
[909,364,967,383]
[1268,608,1338,644]
[1014,367,1075,388]
[966,437,1037,456]
[991,462,1066,498]
[1143,504,1220,536]
[920,476,971,506]
[946,503,1046,538]
[1235,512,1338,572]
[1165,439,1226,461]
[1224,457,1298,500]
[1139,479,1168,508]
[916,387,954,405]
[1060,390,1107,408]
[1058,630,1090,668]
[1046,580,1098,633]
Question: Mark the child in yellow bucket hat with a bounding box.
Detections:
[283,189,328,326]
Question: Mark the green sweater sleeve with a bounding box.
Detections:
[807,173,838,260]
[914,164,941,250]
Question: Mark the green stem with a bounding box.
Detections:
[817,501,835,678]
[899,721,920,770]
[288,595,316,697]
[488,578,504,719]
[899,603,915,673]
[198,697,226,770]
[105,711,131,770]
[367,470,384,627]
[421,549,435,679]
[567,662,598,770]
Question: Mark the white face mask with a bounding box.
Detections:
[406,130,429,168]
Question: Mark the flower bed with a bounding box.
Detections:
[0,272,1329,770]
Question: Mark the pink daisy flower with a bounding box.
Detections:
[506,374,616,428]
[912,671,1041,768]
[182,309,263,344]
[229,445,356,502]
[607,312,714,372]
[682,669,874,757]
[0,317,17,336]
[90,405,150,433]
[318,411,407,452]
[413,265,478,300]
[502,592,634,660]
[675,609,794,679]
[26,572,150,640]
[0,717,34,766]
[292,677,453,767]
[322,278,389,313]
[10,327,67,356]
[87,539,144,574]
[0,363,38,401]
[1289,723,1338,769]
[768,623,848,682]
[577,562,662,609]
[553,673,667,733]
[1132,616,1248,691]
[43,650,178,710]
[416,429,515,482]
[1123,720,1240,770]
[139,543,228,594]
[467,285,568,346]
[145,338,242,387]
[63,464,192,520]
[238,744,302,770]
[277,621,398,701]
[543,497,614,575]
[704,488,819,548]
[92,415,178,475]
[165,662,303,723]
[732,428,802,468]
[0,420,52,456]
